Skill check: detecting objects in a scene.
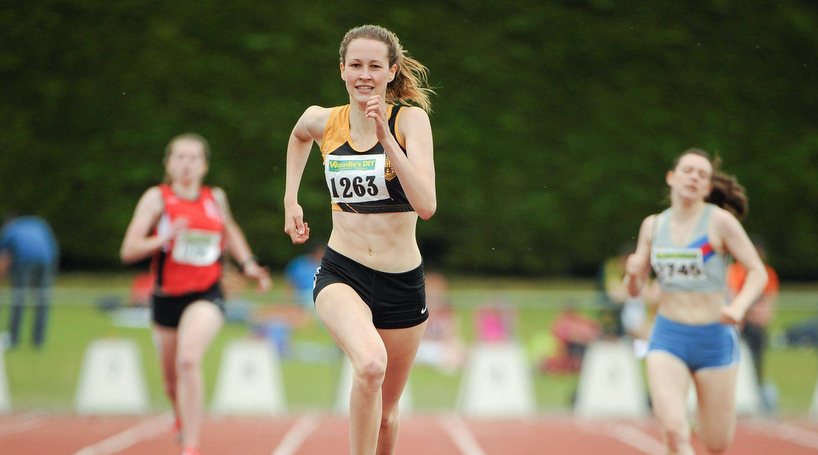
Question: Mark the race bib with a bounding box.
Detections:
[325,154,389,204]
[172,229,222,266]
[651,248,706,284]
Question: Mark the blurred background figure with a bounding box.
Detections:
[0,212,59,349]
[474,295,517,343]
[120,133,271,455]
[540,302,600,374]
[600,244,662,358]
[597,247,629,339]
[284,243,324,310]
[415,271,465,374]
[128,271,155,307]
[727,237,779,410]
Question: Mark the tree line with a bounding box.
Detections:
[2,1,816,279]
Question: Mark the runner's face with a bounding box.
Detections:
[165,139,208,184]
[668,153,712,202]
[340,38,396,105]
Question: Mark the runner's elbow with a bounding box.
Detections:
[416,201,436,220]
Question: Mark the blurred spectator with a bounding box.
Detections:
[474,295,517,343]
[414,271,465,374]
[597,246,630,338]
[129,272,154,307]
[600,244,662,358]
[727,239,779,387]
[540,302,600,374]
[284,243,324,309]
[0,213,59,349]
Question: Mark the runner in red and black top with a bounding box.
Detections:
[120,133,271,455]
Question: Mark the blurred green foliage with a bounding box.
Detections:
[1,1,817,278]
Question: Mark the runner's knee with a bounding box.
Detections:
[702,433,731,453]
[663,421,691,452]
[353,355,387,391]
[176,352,203,375]
[380,407,399,432]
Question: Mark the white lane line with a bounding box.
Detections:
[438,415,487,455]
[746,420,818,449]
[72,413,173,455]
[0,412,47,436]
[580,421,664,455]
[271,414,320,455]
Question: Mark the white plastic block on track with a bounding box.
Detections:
[0,346,10,413]
[75,339,149,415]
[211,339,287,415]
[574,340,649,418]
[456,341,536,417]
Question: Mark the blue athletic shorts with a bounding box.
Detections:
[648,314,739,372]
[312,247,428,329]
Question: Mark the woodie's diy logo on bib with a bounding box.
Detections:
[325,155,390,204]
[328,158,378,171]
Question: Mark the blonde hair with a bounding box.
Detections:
[339,24,434,113]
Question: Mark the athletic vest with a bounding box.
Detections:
[152,184,224,295]
[320,104,413,213]
[650,204,729,293]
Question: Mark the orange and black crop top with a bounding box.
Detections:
[320,104,413,213]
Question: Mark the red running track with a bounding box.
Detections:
[1,412,817,455]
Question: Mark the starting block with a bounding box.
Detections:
[75,339,149,415]
[211,339,287,415]
[0,346,10,413]
[456,342,536,417]
[574,340,649,418]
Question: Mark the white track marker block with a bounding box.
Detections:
[334,356,413,415]
[687,341,762,416]
[456,342,536,417]
[574,340,648,418]
[0,346,10,413]
[75,339,149,415]
[810,375,818,419]
[211,339,287,415]
[734,341,763,415]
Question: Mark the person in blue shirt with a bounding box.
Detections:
[284,244,324,309]
[0,213,59,349]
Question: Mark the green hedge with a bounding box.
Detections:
[2,1,816,278]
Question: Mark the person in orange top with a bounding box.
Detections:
[120,133,271,455]
[727,240,779,387]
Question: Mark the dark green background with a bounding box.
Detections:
[2,1,816,279]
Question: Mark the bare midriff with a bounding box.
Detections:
[328,211,421,272]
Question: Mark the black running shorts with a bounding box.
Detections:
[313,247,428,329]
[151,282,225,328]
